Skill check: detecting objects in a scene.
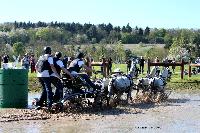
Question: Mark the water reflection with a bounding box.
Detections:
[28,92,40,108]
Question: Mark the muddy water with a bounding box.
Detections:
[1,91,200,133]
[28,92,40,108]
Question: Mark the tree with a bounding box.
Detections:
[122,26,127,33]
[105,23,113,34]
[168,37,190,61]
[113,26,121,32]
[164,33,173,48]
[114,42,125,63]
[138,28,143,36]
[126,23,132,33]
[148,28,166,44]
[96,27,107,43]
[144,26,150,36]
[121,33,132,44]
[125,49,133,60]
[145,46,168,60]
[9,29,30,45]
[36,27,51,41]
[192,33,200,57]
[86,25,97,40]
[13,42,25,56]
[74,34,88,44]
[108,30,121,44]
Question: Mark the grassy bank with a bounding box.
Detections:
[28,72,41,92]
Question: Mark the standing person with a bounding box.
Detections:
[30,54,36,73]
[21,53,30,71]
[68,52,98,91]
[154,57,160,76]
[126,59,132,73]
[195,57,200,73]
[139,56,145,74]
[172,58,176,73]
[35,46,60,109]
[163,57,169,68]
[154,57,159,63]
[108,57,113,74]
[50,52,74,103]
[2,54,9,69]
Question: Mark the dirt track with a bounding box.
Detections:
[0,90,200,133]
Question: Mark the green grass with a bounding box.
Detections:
[28,72,41,92]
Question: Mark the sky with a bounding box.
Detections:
[0,0,200,29]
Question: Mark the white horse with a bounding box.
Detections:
[107,68,135,105]
[129,61,139,78]
[160,67,172,81]
[12,55,20,68]
[147,66,160,78]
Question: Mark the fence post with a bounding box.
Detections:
[106,60,109,76]
[181,59,184,79]
[188,60,191,78]
[147,58,150,74]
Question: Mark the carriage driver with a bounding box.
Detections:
[68,52,99,90]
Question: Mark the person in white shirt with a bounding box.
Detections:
[35,46,60,109]
[68,52,98,92]
[21,53,30,71]
[50,52,73,103]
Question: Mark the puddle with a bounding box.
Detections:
[27,92,41,109]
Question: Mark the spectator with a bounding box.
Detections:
[139,56,145,74]
[154,57,159,63]
[2,54,9,69]
[21,53,30,71]
[163,57,169,68]
[30,54,36,73]
[99,58,103,73]
[195,57,200,73]
[108,57,113,74]
[126,59,132,73]
[172,58,176,73]
[195,57,200,64]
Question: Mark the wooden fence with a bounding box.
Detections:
[147,59,186,79]
[90,58,109,78]
[188,61,200,77]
